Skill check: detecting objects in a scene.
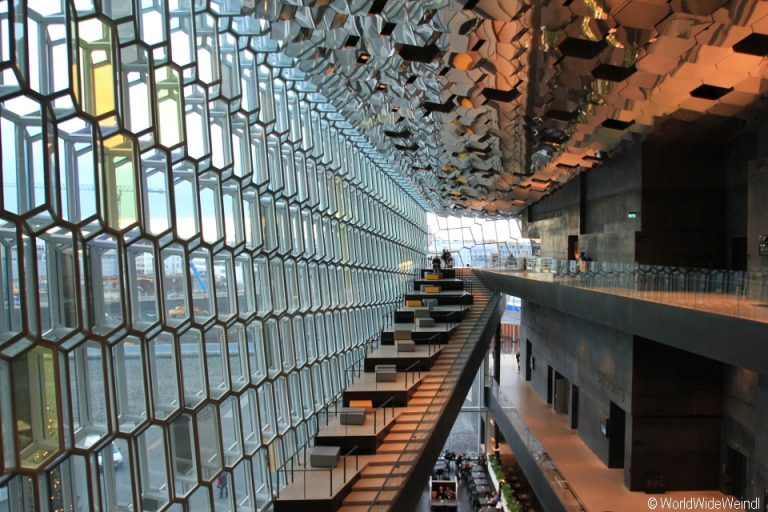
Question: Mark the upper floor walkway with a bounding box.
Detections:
[474,260,768,374]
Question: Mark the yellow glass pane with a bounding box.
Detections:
[78,18,116,117]
[103,135,138,230]
[93,63,115,116]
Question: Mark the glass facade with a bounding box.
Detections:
[427,214,535,268]
[0,1,426,510]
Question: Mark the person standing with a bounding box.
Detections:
[432,255,442,272]
[217,473,228,499]
[441,249,453,268]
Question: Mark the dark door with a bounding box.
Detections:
[546,366,554,405]
[608,401,626,468]
[525,340,532,381]
[554,371,568,413]
[570,385,580,429]
[725,446,748,499]
[730,237,747,271]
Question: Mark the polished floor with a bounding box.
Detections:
[486,270,768,324]
[496,354,742,512]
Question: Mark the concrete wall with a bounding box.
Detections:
[521,301,633,466]
[525,145,643,263]
[755,376,768,504]
[629,338,723,491]
[483,271,768,502]
[580,144,642,263]
[721,368,768,503]
[524,177,581,260]
[747,160,768,270]
[637,140,728,267]
[523,113,768,268]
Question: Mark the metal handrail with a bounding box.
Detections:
[372,396,396,433]
[491,381,589,512]
[403,360,422,388]
[426,332,442,356]
[275,444,360,499]
[481,259,768,321]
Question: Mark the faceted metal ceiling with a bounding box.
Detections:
[242,0,768,215]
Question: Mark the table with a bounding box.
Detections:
[430,499,457,510]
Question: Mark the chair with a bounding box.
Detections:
[309,446,340,468]
[394,329,411,340]
[375,364,397,382]
[416,317,436,327]
[348,399,373,411]
[339,407,367,425]
[396,340,415,352]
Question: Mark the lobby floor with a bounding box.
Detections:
[496,355,741,512]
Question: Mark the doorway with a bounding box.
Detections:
[608,401,626,468]
[525,340,532,381]
[725,446,748,499]
[568,235,579,261]
[554,371,568,414]
[570,385,580,429]
[546,366,554,405]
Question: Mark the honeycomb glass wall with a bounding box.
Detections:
[0,1,427,510]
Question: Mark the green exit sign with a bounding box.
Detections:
[627,212,638,219]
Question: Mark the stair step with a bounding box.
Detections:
[383,431,428,443]
[337,274,494,510]
[351,476,405,491]
[361,464,409,477]
[376,442,420,453]
[344,490,398,505]
[338,506,372,512]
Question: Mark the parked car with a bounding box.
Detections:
[83,435,124,470]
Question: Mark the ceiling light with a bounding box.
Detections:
[452,52,473,70]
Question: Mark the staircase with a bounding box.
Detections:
[338,272,492,512]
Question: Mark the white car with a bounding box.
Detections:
[83,435,124,470]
